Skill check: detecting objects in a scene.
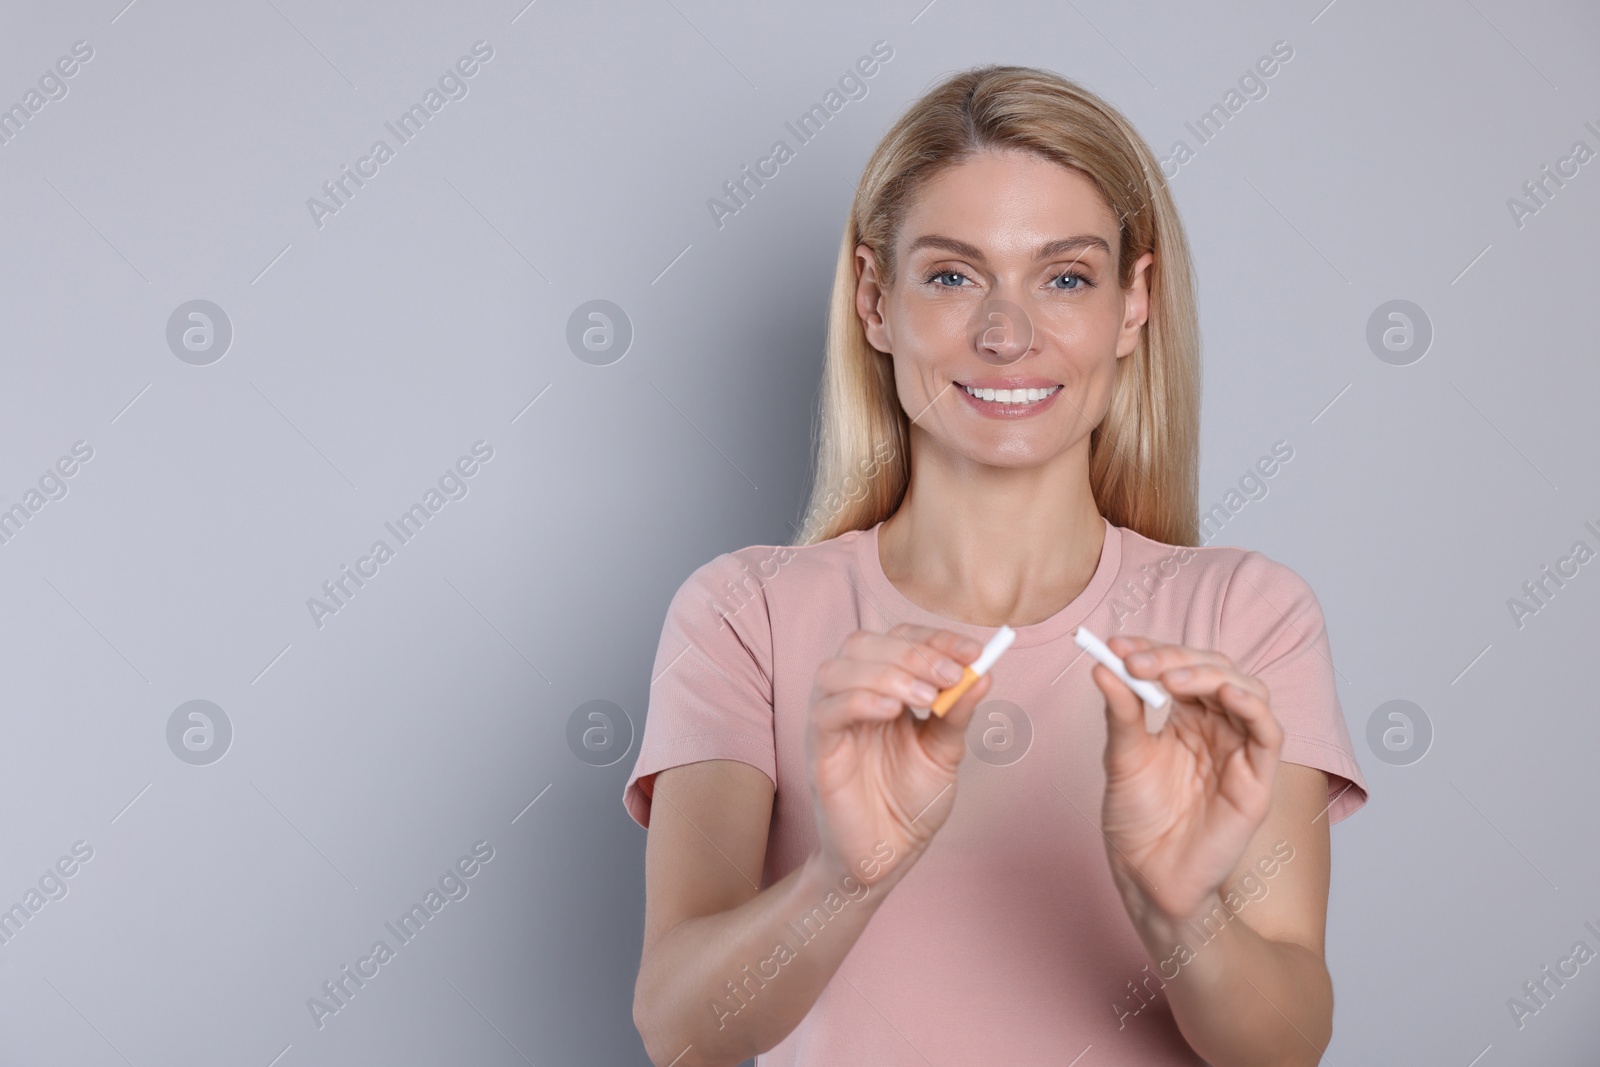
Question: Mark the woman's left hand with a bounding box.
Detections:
[1090,636,1285,927]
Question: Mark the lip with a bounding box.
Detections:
[955,376,1061,390]
[953,378,1064,419]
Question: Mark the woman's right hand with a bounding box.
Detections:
[805,623,993,888]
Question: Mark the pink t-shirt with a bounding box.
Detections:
[623,516,1369,1064]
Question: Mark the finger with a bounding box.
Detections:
[811,687,908,735]
[1104,634,1158,657]
[1154,663,1269,707]
[881,623,986,665]
[838,632,973,689]
[817,657,951,711]
[1107,635,1225,667]
[1117,645,1262,701]
[864,620,985,662]
[1092,662,1155,765]
[1215,679,1285,778]
[1115,641,1236,679]
[1098,639,1241,711]
[918,670,992,762]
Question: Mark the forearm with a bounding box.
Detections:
[635,847,900,1067]
[1121,889,1332,1067]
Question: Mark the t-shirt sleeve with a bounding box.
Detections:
[622,551,777,829]
[1217,551,1369,825]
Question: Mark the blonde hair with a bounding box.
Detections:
[794,65,1200,547]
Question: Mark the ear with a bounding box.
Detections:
[1115,250,1155,360]
[855,243,892,353]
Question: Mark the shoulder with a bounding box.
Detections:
[1116,524,1315,601]
[1213,546,1323,630]
[672,527,868,596]
[663,527,870,636]
[727,526,870,580]
[1114,524,1327,657]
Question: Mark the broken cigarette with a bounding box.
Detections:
[909,624,1016,720]
[1073,625,1172,731]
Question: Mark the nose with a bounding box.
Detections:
[969,293,1036,367]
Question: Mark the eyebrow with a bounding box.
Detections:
[903,233,1112,263]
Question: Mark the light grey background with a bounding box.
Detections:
[1,0,1596,1064]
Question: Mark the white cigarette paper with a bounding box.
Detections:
[970,624,1017,674]
[1073,625,1171,733]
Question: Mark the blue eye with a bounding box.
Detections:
[922,269,1096,290]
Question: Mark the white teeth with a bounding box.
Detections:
[963,384,1060,404]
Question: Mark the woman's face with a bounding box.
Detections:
[856,148,1153,468]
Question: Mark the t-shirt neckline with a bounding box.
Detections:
[853,515,1123,649]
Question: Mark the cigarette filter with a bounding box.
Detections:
[909,625,1017,720]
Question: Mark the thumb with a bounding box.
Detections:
[1094,663,1154,768]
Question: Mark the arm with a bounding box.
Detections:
[632,759,905,1067]
[1113,762,1333,1065]
[633,622,992,1065]
[1096,637,1339,1066]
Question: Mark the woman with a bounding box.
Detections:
[624,64,1367,1066]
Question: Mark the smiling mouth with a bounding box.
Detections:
[957,383,1062,405]
[950,377,1065,419]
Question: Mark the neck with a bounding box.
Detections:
[876,429,1106,628]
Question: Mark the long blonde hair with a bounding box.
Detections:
[794,65,1200,547]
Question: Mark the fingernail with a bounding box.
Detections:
[1127,652,1154,669]
[935,657,965,684]
[957,638,982,658]
[911,681,940,704]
